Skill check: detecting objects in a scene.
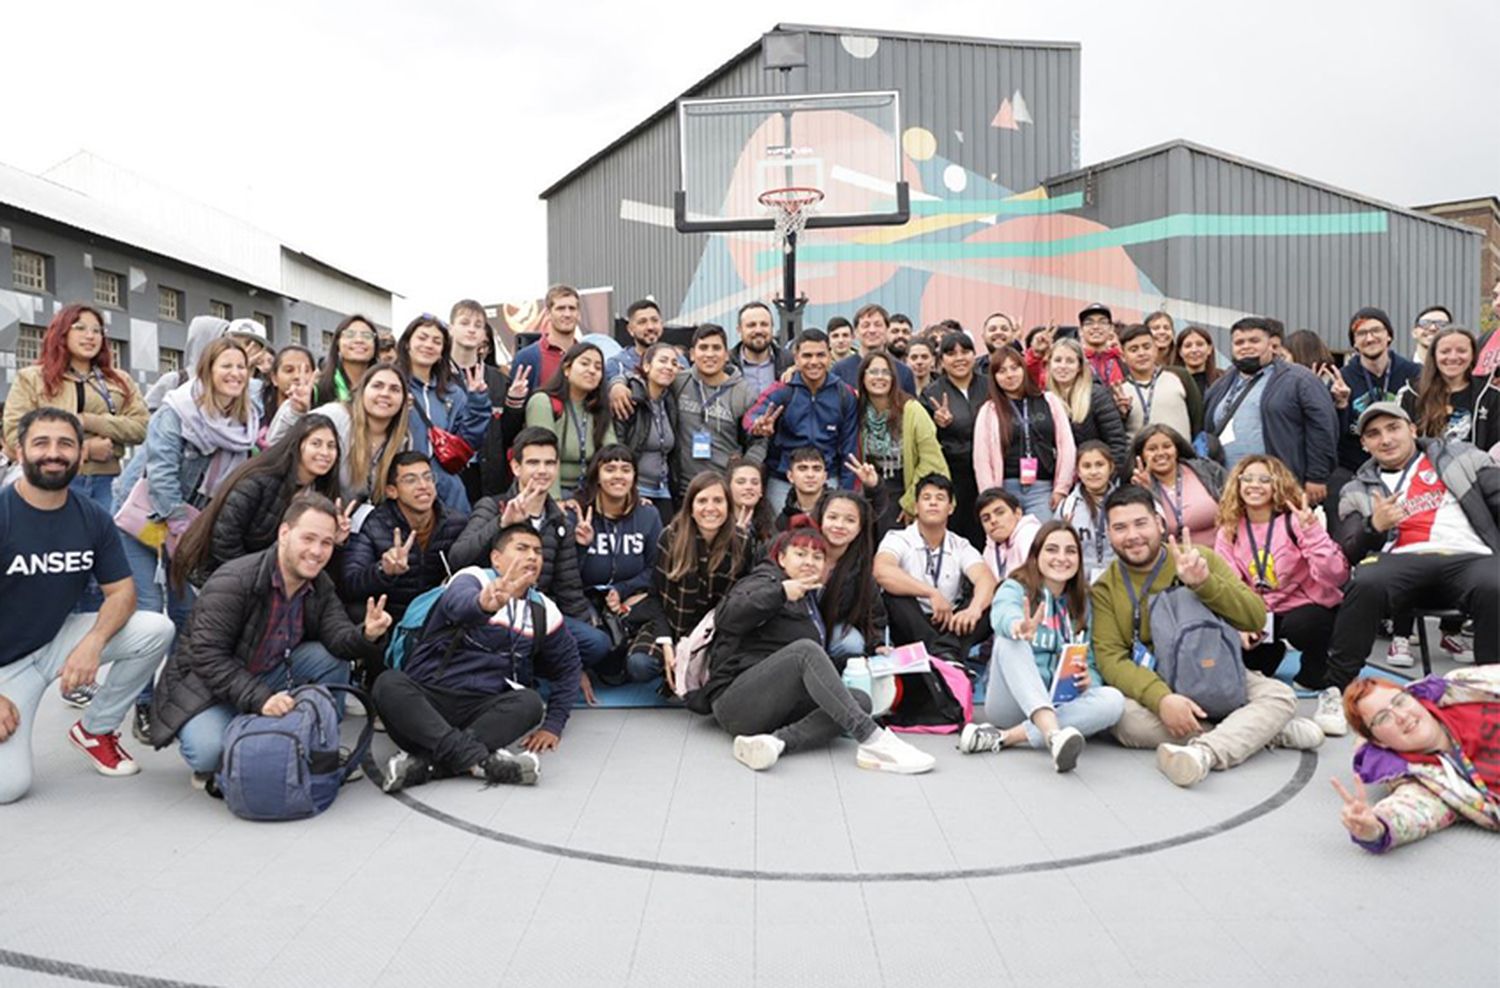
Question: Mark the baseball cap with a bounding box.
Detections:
[1356,400,1410,433]
[225,318,268,345]
[1079,302,1113,323]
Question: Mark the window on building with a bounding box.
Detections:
[159,286,183,322]
[321,331,334,355]
[291,321,308,345]
[93,268,122,308]
[12,249,48,292]
[15,325,44,364]
[209,299,232,320]
[108,338,126,371]
[253,312,274,338]
[159,348,182,374]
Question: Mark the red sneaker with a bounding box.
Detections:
[68,721,141,777]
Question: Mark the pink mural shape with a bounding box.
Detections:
[992,98,1018,130]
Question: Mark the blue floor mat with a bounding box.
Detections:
[582,679,676,709]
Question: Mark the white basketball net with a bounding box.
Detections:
[760,187,824,248]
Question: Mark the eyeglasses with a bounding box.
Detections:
[1237,474,1274,485]
[1352,327,1388,339]
[395,473,436,488]
[343,330,376,342]
[69,323,104,337]
[1416,318,1450,329]
[1367,691,1414,732]
[864,368,893,378]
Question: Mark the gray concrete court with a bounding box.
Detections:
[1,665,1496,988]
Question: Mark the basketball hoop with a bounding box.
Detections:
[759,186,824,246]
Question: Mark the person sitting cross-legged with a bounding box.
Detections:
[0,409,176,803]
[1092,484,1324,788]
[149,494,392,791]
[959,522,1125,772]
[375,522,581,791]
[874,473,999,667]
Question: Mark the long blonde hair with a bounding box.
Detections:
[347,365,411,504]
[1047,337,1095,424]
[1216,455,1303,536]
[195,338,253,423]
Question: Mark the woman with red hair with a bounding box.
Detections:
[1333,669,1500,853]
[2,303,147,506]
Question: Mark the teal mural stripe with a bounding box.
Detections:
[908,192,1086,216]
[757,211,1391,270]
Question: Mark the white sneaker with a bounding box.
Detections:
[1313,686,1348,737]
[1155,742,1212,787]
[1385,636,1414,669]
[855,728,936,775]
[343,694,368,717]
[732,734,785,771]
[1440,633,1475,664]
[956,722,1005,754]
[1273,716,1324,750]
[1047,727,1085,773]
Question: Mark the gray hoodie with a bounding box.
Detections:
[144,315,229,410]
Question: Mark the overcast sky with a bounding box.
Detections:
[7,0,1496,325]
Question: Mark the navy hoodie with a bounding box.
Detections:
[573,502,662,596]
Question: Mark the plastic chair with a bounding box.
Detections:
[1411,608,1464,677]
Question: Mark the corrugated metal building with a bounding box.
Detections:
[1043,141,1482,349]
[541,24,1082,333]
[541,25,1483,351]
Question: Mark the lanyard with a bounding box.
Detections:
[1153,470,1186,535]
[564,400,589,460]
[924,539,947,586]
[1218,369,1264,430]
[1049,594,1079,645]
[504,595,535,686]
[694,378,731,422]
[1380,454,1421,498]
[805,589,827,645]
[1011,398,1033,457]
[84,369,117,414]
[992,542,1006,579]
[1360,362,1393,403]
[1244,516,1278,589]
[1129,370,1159,424]
[1092,500,1108,564]
[1121,551,1168,642]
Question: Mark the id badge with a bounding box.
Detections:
[1262,610,1275,642]
[1019,456,1039,486]
[1132,640,1156,671]
[691,430,712,459]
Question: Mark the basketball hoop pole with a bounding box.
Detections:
[775,229,807,340]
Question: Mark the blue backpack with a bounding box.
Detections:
[216,684,373,822]
[386,581,453,670]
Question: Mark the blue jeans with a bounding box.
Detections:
[1003,478,1055,520]
[121,534,195,704]
[626,650,662,682]
[983,637,1124,748]
[828,624,866,662]
[175,642,350,773]
[563,616,611,671]
[0,611,175,804]
[70,476,115,612]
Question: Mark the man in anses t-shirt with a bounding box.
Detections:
[1328,402,1500,685]
[0,409,175,804]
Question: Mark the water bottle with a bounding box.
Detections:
[842,657,874,702]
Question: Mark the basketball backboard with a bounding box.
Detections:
[675,90,909,233]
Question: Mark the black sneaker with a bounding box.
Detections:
[61,683,98,708]
[478,749,540,787]
[190,772,223,799]
[338,747,365,784]
[381,751,434,793]
[131,704,152,746]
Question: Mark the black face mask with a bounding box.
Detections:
[1233,355,1264,376]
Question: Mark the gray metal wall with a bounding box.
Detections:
[0,209,357,401]
[545,29,1081,327]
[1044,143,1482,354]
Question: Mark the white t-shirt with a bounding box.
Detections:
[877,524,983,613]
[1379,455,1491,557]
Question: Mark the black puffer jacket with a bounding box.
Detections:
[150,547,384,745]
[448,485,591,620]
[1070,384,1131,472]
[206,472,296,579]
[691,559,826,712]
[341,498,469,619]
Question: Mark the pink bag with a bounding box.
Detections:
[885,656,974,735]
[113,478,198,556]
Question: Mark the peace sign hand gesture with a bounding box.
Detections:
[932,392,953,428]
[750,403,783,437]
[288,381,312,414]
[500,476,549,526]
[1331,775,1385,843]
[333,497,358,545]
[735,503,754,531]
[1328,371,1351,409]
[364,594,393,640]
[1011,597,1049,642]
[845,455,879,489]
[574,506,595,546]
[1130,456,1153,489]
[1168,533,1210,588]
[478,556,527,613]
[1111,381,1132,415]
[1370,492,1405,533]
[1294,492,1320,531]
[505,365,531,401]
[381,527,416,576]
[464,363,488,394]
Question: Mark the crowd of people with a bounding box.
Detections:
[2,287,1497,855]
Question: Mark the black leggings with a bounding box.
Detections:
[1243,603,1337,689]
[373,671,546,773]
[884,593,992,667]
[711,640,877,752]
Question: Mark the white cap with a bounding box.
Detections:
[225,318,268,344]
